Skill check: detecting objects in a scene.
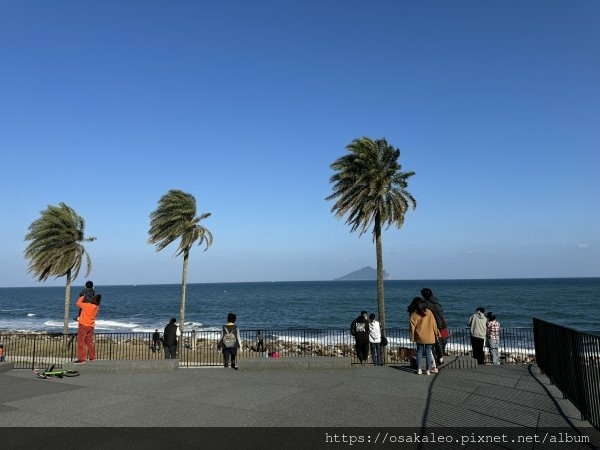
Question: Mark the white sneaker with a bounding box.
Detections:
[430,367,438,374]
[416,369,422,375]
[426,370,431,376]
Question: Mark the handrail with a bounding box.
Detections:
[533,318,600,430]
[1,327,535,369]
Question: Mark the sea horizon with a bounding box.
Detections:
[4,275,599,290]
[1,278,599,335]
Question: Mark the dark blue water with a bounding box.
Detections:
[0,278,598,334]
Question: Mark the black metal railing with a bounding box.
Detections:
[533,318,600,429]
[1,327,535,369]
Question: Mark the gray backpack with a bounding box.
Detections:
[222,326,237,348]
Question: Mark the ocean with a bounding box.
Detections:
[0,278,598,335]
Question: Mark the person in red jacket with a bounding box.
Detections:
[75,294,101,363]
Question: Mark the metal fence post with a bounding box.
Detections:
[31,335,36,370]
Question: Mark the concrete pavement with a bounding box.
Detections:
[1,358,599,448]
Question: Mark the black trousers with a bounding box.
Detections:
[223,347,238,367]
[471,336,485,365]
[433,339,443,362]
[355,341,369,362]
[164,344,177,359]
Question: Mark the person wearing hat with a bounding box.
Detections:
[486,312,501,365]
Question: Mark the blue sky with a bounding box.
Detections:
[1,1,598,288]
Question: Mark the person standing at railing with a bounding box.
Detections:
[191,327,197,350]
[439,319,450,356]
[0,343,4,362]
[408,297,438,373]
[368,313,383,366]
[421,288,446,365]
[75,294,101,364]
[163,318,180,359]
[467,306,487,365]
[409,298,440,375]
[219,312,242,370]
[486,312,501,365]
[152,329,161,353]
[255,331,265,353]
[350,311,370,365]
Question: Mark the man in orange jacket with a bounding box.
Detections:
[75,294,101,363]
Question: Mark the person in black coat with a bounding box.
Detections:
[163,318,179,359]
[350,311,370,365]
[152,329,161,352]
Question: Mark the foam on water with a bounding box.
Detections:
[1,279,599,334]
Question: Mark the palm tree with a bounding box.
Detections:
[148,189,213,337]
[326,137,416,331]
[24,203,96,334]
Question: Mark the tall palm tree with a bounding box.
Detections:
[24,203,96,334]
[148,189,213,337]
[326,137,416,331]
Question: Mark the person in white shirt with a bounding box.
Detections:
[368,313,383,366]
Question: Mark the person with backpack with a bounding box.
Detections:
[220,312,242,370]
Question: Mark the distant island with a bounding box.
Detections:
[334,266,390,281]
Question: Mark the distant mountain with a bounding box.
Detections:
[334,266,390,281]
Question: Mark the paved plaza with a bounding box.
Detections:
[1,359,598,449]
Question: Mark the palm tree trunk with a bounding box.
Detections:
[179,250,189,357]
[63,270,72,335]
[374,215,385,331]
